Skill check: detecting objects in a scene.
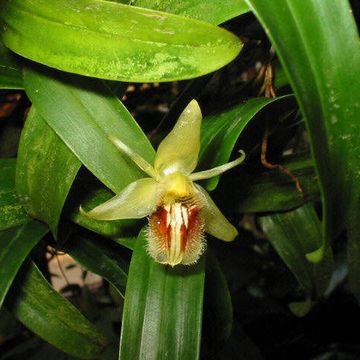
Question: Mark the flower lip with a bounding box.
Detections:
[147,202,205,266]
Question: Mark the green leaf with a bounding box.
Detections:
[1,0,242,82]
[64,235,128,297]
[134,0,250,25]
[244,1,360,293]
[120,229,205,359]
[0,158,16,192]
[6,262,108,359]
[23,65,155,194]
[237,157,320,213]
[16,108,81,237]
[0,192,29,230]
[113,236,137,250]
[0,41,23,89]
[0,221,48,307]
[199,96,291,191]
[204,249,233,347]
[259,204,334,297]
[0,159,29,230]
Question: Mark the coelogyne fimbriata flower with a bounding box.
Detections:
[82,100,245,266]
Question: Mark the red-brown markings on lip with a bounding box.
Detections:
[150,203,202,263]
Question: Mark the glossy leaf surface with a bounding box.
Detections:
[259,204,333,297]
[120,229,205,359]
[16,108,81,237]
[0,221,47,306]
[6,262,108,359]
[134,0,249,25]
[244,0,360,293]
[23,65,155,194]
[1,0,241,82]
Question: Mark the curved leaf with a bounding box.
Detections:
[23,65,154,194]
[16,108,81,237]
[0,42,23,89]
[244,0,360,294]
[0,0,241,82]
[0,221,48,306]
[134,0,250,25]
[199,96,292,191]
[259,204,334,298]
[6,262,108,359]
[64,235,128,297]
[120,229,205,359]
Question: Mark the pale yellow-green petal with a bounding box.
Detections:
[190,150,246,181]
[81,178,160,221]
[154,100,201,176]
[195,184,238,241]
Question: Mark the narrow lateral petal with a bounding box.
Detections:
[82,178,160,221]
[155,100,202,176]
[195,184,238,241]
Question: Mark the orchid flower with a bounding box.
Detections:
[82,100,245,266]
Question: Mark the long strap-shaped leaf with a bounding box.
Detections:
[0,221,48,307]
[259,204,334,298]
[134,0,249,25]
[244,1,360,265]
[6,261,108,359]
[120,229,205,359]
[16,108,81,237]
[0,0,241,82]
[23,65,154,194]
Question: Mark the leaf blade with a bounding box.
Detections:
[0,159,29,231]
[134,0,250,25]
[244,0,360,274]
[119,229,205,359]
[23,65,155,195]
[6,262,108,359]
[237,157,320,213]
[0,221,48,306]
[259,204,334,297]
[0,42,23,89]
[1,0,242,82]
[199,96,292,191]
[16,108,81,237]
[64,235,128,297]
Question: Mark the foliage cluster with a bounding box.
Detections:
[0,0,359,359]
